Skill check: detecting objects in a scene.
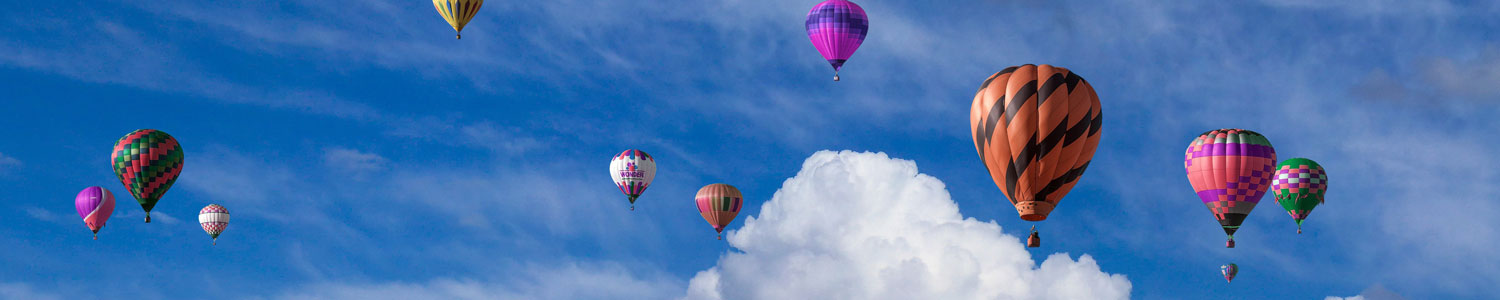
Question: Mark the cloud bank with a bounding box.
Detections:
[684,150,1130,300]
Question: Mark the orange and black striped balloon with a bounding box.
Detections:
[969,64,1102,221]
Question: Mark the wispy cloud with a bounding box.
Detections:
[323,147,388,176]
[117,209,181,225]
[0,14,381,120]
[0,282,64,300]
[0,153,19,173]
[23,207,60,223]
[269,261,684,300]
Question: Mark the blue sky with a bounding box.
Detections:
[1,0,1497,299]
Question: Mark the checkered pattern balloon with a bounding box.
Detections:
[1184,129,1276,247]
[111,129,185,223]
[1271,158,1327,232]
[199,204,230,245]
[806,0,868,80]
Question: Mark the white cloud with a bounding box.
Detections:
[323,147,388,175]
[270,261,682,300]
[1327,285,1406,300]
[683,150,1131,300]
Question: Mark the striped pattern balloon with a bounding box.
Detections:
[1222,263,1238,283]
[970,64,1103,224]
[609,149,657,211]
[1184,129,1276,248]
[111,129,185,223]
[74,186,115,240]
[433,0,483,39]
[199,204,230,245]
[806,0,868,81]
[1272,158,1327,234]
[695,183,743,240]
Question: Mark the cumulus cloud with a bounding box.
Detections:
[270,261,682,300]
[1326,285,1406,300]
[683,150,1130,300]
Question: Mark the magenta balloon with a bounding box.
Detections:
[806,0,869,79]
[75,186,116,234]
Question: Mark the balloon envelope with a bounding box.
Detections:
[74,186,115,235]
[806,0,868,79]
[1184,129,1275,246]
[1272,158,1327,232]
[433,0,483,39]
[111,129,185,223]
[199,204,230,243]
[695,183,743,237]
[609,149,657,209]
[1222,263,1238,283]
[970,64,1103,222]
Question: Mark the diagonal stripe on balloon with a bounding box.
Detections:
[75,186,116,240]
[969,64,1103,227]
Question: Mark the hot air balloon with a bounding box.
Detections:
[806,0,868,81]
[1272,158,1327,234]
[1221,263,1238,283]
[433,0,483,39]
[75,186,115,240]
[610,149,657,211]
[1184,129,1276,248]
[695,183,743,240]
[112,129,185,223]
[969,64,1103,248]
[199,204,229,245]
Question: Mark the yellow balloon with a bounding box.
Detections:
[433,0,483,39]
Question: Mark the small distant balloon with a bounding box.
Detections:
[695,183,743,240]
[433,0,484,39]
[199,204,230,245]
[74,186,116,240]
[112,129,185,224]
[1221,263,1238,283]
[609,149,656,211]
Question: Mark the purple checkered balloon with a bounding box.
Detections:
[806,0,868,81]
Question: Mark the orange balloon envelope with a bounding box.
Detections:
[969,64,1103,239]
[695,183,744,240]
